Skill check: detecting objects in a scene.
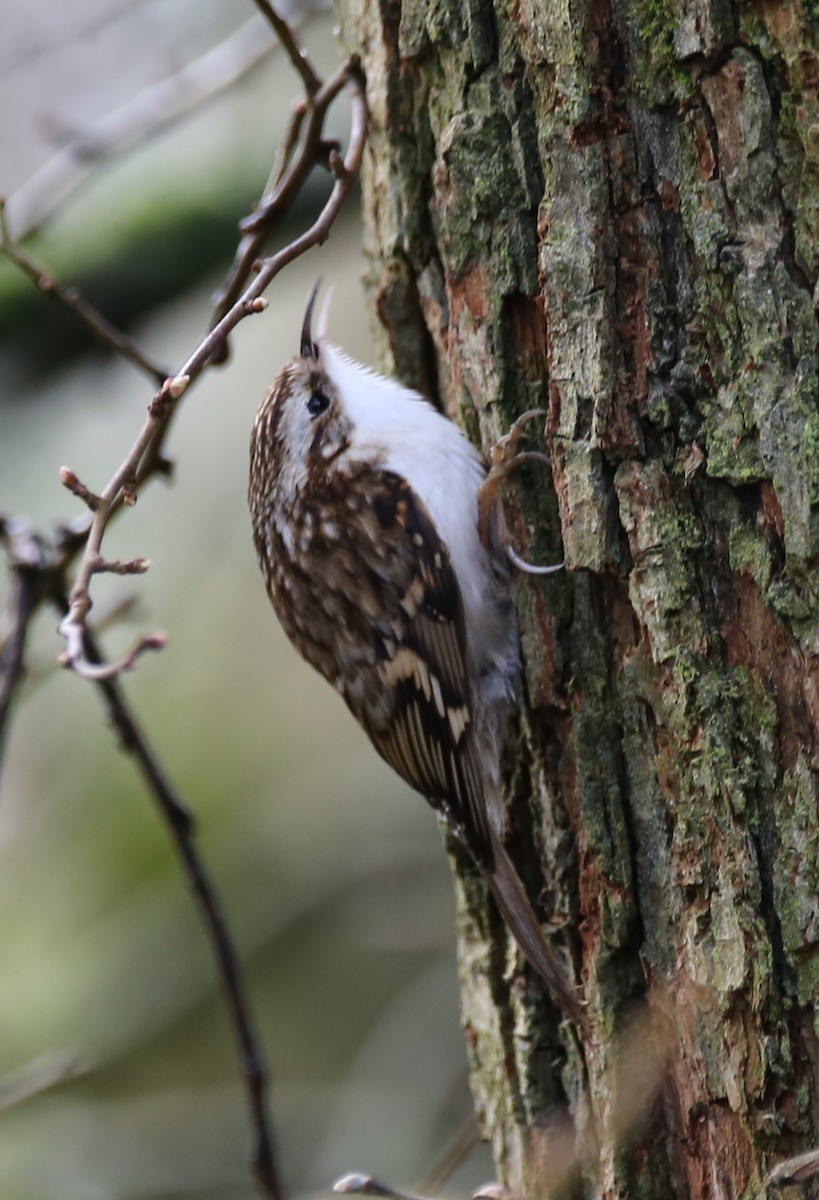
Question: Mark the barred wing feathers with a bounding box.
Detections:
[337,469,491,862]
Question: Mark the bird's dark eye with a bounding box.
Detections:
[307,389,330,418]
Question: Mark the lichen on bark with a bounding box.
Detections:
[334,0,819,1195]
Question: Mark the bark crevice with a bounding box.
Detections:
[335,0,819,1193]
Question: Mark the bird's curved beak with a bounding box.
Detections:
[300,279,322,359]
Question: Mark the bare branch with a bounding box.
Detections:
[418,1116,481,1196]
[59,629,166,681]
[0,519,49,784]
[209,53,364,332]
[60,467,102,511]
[334,1175,430,1200]
[253,0,322,94]
[3,14,283,242]
[0,1050,92,1114]
[53,602,281,1198]
[91,556,150,576]
[272,101,308,192]
[0,202,169,384]
[58,57,367,679]
[0,11,357,1199]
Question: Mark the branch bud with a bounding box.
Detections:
[167,374,190,399]
[60,466,101,511]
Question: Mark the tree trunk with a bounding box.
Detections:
[334,1,819,1195]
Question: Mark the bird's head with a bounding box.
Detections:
[250,281,356,506]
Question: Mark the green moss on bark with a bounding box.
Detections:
[336,0,819,1193]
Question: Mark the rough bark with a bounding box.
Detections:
[333,0,819,1196]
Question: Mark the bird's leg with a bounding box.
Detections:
[478,409,548,536]
[478,409,564,575]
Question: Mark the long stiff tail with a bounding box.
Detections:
[485,827,585,1028]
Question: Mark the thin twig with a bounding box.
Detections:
[0,1050,92,1114]
[60,467,102,511]
[1,34,366,682]
[272,102,309,192]
[0,202,169,384]
[0,519,48,787]
[0,14,366,1200]
[21,593,141,694]
[50,586,193,832]
[334,1175,430,1200]
[253,0,322,94]
[209,53,356,332]
[91,556,150,576]
[332,1117,483,1200]
[58,58,367,679]
[240,59,353,235]
[332,1117,479,1200]
[418,1114,481,1195]
[49,590,281,1198]
[2,13,283,242]
[58,629,166,681]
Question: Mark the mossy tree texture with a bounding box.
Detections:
[334,0,819,1196]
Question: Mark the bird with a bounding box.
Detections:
[248,282,583,1025]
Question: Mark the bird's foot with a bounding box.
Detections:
[478,410,563,575]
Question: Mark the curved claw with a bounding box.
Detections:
[496,449,550,474]
[479,415,562,574]
[507,545,564,575]
[488,409,547,467]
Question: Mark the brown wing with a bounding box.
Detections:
[334,470,492,862]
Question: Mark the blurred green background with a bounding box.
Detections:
[0,4,489,1196]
